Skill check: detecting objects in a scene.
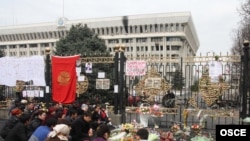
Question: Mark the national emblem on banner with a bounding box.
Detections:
[52,55,80,104]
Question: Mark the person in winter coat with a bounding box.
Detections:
[70,111,93,141]
[5,113,31,141]
[28,117,58,141]
[0,107,22,139]
[27,110,47,138]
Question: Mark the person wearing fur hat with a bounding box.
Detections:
[45,124,71,141]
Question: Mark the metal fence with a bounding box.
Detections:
[0,54,242,134]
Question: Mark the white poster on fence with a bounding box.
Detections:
[0,56,46,86]
[209,61,222,83]
[126,60,146,76]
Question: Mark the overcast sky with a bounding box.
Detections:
[0,0,243,55]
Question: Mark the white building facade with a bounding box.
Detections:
[0,12,199,59]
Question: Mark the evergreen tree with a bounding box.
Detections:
[191,80,199,92]
[172,69,185,90]
[55,23,107,55]
[54,23,114,105]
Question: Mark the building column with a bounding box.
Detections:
[16,44,20,57]
[27,44,30,56]
[6,45,10,56]
[38,43,41,55]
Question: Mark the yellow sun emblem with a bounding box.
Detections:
[58,71,70,85]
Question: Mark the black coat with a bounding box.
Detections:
[0,115,19,139]
[70,116,92,141]
[5,122,28,141]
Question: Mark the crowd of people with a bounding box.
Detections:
[0,99,155,141]
[0,100,113,141]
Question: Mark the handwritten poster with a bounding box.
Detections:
[126,60,146,76]
[209,61,222,82]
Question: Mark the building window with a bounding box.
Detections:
[140,25,143,33]
[9,45,16,49]
[20,44,27,48]
[151,37,162,42]
[156,44,159,51]
[141,46,144,51]
[30,44,37,48]
[166,46,170,50]
[122,38,133,43]
[151,46,154,51]
[155,24,158,32]
[108,39,119,44]
[106,28,109,34]
[176,23,179,31]
[136,38,147,43]
[160,24,163,32]
[172,46,180,50]
[127,47,130,52]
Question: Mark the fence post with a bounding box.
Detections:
[241,40,250,124]
[45,47,51,107]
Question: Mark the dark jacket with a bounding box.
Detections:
[5,122,28,141]
[70,116,92,141]
[0,115,19,139]
[27,118,43,138]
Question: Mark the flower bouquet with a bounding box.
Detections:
[191,124,201,135]
[109,123,135,141]
[139,104,151,127]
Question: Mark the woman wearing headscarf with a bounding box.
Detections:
[45,124,71,141]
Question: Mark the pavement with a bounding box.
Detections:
[0,118,6,141]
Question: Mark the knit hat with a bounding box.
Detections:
[11,108,22,116]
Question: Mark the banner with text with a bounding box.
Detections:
[126,60,146,76]
[0,56,46,86]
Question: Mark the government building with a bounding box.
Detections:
[0,12,199,59]
[0,12,199,87]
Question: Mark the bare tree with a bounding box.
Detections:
[231,0,250,54]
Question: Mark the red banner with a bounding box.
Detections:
[52,55,80,104]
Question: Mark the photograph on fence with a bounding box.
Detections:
[96,79,110,89]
